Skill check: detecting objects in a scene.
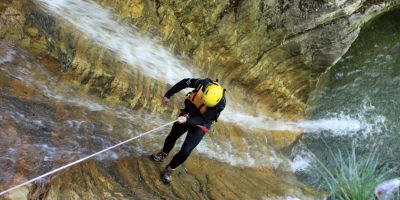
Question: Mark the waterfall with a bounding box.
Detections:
[36,0,194,86]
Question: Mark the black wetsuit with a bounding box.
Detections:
[162,78,226,169]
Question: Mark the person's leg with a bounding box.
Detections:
[161,126,205,184]
[168,126,205,169]
[151,121,188,161]
[162,122,188,154]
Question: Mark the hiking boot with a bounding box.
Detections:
[161,166,174,184]
[150,151,167,162]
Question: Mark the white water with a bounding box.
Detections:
[290,103,387,172]
[35,0,194,86]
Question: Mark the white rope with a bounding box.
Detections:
[0,120,177,196]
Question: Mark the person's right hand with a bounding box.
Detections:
[177,116,187,124]
[162,96,170,105]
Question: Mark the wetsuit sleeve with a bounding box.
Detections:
[186,96,226,125]
[164,78,199,98]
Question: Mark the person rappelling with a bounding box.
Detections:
[150,78,226,184]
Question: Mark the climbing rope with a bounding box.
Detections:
[0,120,177,196]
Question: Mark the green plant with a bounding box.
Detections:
[314,142,396,200]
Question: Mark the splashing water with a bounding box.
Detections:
[290,100,387,172]
[221,107,379,136]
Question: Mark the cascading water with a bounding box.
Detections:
[35,0,194,86]
[291,10,400,185]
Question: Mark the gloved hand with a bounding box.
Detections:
[162,96,170,105]
[177,116,187,124]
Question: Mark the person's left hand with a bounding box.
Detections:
[162,96,170,105]
[177,116,187,124]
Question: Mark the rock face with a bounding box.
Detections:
[0,0,399,199]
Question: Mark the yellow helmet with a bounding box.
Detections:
[202,83,224,107]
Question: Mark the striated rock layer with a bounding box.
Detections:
[0,0,399,199]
